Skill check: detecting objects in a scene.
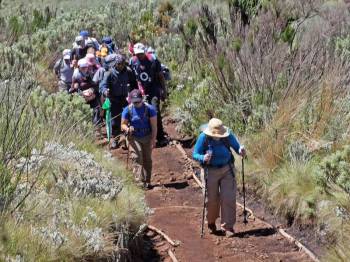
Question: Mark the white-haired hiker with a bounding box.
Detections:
[193,118,246,237]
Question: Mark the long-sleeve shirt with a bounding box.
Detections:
[99,67,137,98]
[193,132,242,166]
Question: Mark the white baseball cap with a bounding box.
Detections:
[134,43,145,55]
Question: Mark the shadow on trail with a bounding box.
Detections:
[153,181,189,190]
[234,227,277,238]
[141,234,162,262]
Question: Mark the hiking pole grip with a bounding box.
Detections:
[242,157,248,224]
[201,166,208,238]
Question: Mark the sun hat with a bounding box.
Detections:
[203,118,230,138]
[129,89,143,103]
[78,58,89,68]
[85,53,96,65]
[133,43,145,55]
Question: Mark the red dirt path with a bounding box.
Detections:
[112,121,312,262]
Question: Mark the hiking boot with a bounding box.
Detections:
[156,137,168,147]
[208,224,217,234]
[144,182,153,190]
[224,229,235,238]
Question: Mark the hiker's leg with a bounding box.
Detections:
[141,135,152,184]
[206,167,221,225]
[219,166,236,231]
[90,97,102,127]
[128,137,144,182]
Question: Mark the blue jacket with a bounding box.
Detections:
[193,132,241,166]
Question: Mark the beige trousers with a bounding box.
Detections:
[128,135,152,183]
[201,165,236,231]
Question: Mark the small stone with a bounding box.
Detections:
[170,177,176,182]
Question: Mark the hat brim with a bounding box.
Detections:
[134,49,145,55]
[203,126,230,138]
[131,98,142,103]
[63,55,71,60]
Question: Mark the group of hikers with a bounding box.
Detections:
[54,30,247,238]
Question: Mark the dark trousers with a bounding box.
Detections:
[88,96,102,127]
[147,95,165,140]
[111,96,128,137]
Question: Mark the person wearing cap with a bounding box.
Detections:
[53,49,74,92]
[80,30,100,51]
[71,58,102,133]
[130,42,168,147]
[85,53,100,77]
[121,89,157,189]
[100,54,137,149]
[71,35,88,67]
[193,118,246,238]
[101,36,117,55]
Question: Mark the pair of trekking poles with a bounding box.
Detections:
[200,157,248,238]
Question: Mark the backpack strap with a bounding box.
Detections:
[203,134,232,158]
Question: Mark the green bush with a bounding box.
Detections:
[317,146,350,194]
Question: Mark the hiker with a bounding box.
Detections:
[146,46,172,81]
[101,36,117,55]
[121,89,157,189]
[86,53,100,77]
[193,118,246,237]
[130,42,167,147]
[71,36,88,67]
[53,49,73,92]
[70,58,102,134]
[80,30,100,51]
[100,54,138,148]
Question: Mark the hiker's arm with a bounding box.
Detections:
[229,133,245,156]
[193,133,206,164]
[128,69,138,92]
[158,72,167,100]
[99,72,109,97]
[150,116,157,148]
[53,60,60,76]
[121,118,129,133]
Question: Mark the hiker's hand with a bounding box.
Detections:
[126,126,134,135]
[203,153,212,164]
[239,147,246,158]
[104,89,109,97]
[72,60,78,68]
[151,139,156,149]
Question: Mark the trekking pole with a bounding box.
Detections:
[201,166,208,238]
[126,132,130,170]
[242,157,248,224]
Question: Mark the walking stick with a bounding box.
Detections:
[241,157,248,224]
[126,132,130,170]
[200,166,208,238]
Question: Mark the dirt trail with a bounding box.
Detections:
[112,120,313,262]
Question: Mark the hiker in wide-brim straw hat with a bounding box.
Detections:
[203,118,230,138]
[193,118,246,238]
